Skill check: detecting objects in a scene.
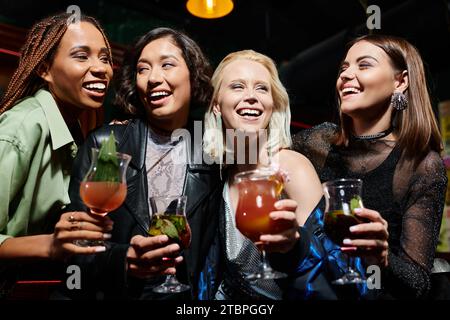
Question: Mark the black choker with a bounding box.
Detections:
[352,127,393,140]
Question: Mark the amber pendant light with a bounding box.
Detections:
[186,0,234,19]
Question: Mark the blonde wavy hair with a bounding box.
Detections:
[203,50,292,164]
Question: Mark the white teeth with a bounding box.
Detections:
[237,109,262,116]
[85,83,106,90]
[342,87,361,94]
[150,91,170,97]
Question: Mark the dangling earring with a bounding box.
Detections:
[214,112,224,179]
[391,91,408,111]
[215,112,222,130]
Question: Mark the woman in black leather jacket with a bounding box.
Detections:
[66,27,223,300]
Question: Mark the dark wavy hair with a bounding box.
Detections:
[114,27,213,118]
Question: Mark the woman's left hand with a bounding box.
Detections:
[259,199,300,253]
[343,207,389,268]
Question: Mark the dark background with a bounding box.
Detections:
[1,0,449,129]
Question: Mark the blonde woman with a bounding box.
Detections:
[204,50,324,299]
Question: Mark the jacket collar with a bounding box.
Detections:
[117,118,148,171]
[125,118,215,171]
[184,165,220,219]
[117,118,220,232]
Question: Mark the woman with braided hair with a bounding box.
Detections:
[0,12,114,281]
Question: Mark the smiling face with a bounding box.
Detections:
[41,21,113,111]
[136,37,191,130]
[337,40,402,120]
[214,59,274,133]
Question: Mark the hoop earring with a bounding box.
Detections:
[391,91,408,111]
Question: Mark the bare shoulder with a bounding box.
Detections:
[277,149,317,173]
[278,149,314,166]
[276,149,323,222]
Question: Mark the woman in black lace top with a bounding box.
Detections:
[293,35,447,299]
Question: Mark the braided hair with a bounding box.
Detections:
[0,12,112,115]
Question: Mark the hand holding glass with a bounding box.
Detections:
[77,147,131,247]
[323,178,366,285]
[235,168,288,280]
[149,195,191,293]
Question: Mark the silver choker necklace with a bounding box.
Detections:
[352,127,393,140]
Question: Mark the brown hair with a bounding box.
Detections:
[0,12,112,115]
[335,34,443,160]
[114,27,213,118]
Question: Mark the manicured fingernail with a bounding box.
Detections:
[354,208,362,213]
[274,202,281,209]
[103,233,112,239]
[343,238,352,245]
[349,226,357,232]
[95,246,106,252]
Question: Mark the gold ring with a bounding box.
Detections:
[68,215,76,223]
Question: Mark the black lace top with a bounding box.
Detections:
[292,122,448,299]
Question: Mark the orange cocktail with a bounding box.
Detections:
[75,144,131,248]
[80,181,127,216]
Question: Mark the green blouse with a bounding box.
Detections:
[0,89,76,244]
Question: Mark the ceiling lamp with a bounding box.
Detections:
[186,0,234,19]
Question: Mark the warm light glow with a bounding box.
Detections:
[186,0,234,19]
[206,0,214,14]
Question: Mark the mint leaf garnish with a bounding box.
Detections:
[160,218,179,240]
[93,131,120,182]
[171,215,186,233]
[350,196,362,211]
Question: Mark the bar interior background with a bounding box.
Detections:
[1,0,450,256]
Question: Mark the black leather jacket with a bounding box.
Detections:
[66,118,222,299]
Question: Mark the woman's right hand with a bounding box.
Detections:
[49,211,113,260]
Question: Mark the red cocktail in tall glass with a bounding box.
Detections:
[235,168,288,280]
